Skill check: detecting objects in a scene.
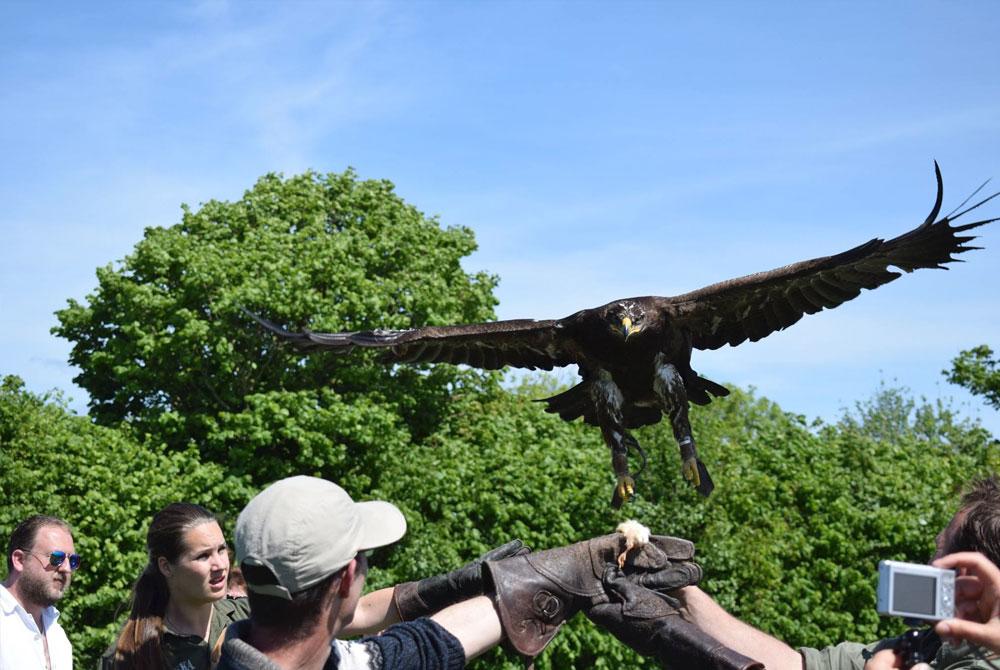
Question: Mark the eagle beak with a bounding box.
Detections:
[621,317,641,340]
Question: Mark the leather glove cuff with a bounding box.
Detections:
[393,539,529,621]
[647,616,764,670]
[393,579,436,621]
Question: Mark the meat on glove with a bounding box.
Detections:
[393,539,530,620]
[484,531,702,660]
[587,566,763,670]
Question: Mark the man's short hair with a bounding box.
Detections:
[5,515,72,574]
[242,562,342,639]
[954,475,1000,566]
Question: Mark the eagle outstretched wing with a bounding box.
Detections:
[248,163,995,507]
[662,163,998,351]
[246,311,578,371]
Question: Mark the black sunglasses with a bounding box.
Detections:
[30,550,82,571]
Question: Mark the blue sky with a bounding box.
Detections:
[1,1,998,435]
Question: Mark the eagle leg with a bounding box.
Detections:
[610,440,635,509]
[591,371,640,508]
[654,356,715,497]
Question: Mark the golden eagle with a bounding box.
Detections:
[250,164,996,507]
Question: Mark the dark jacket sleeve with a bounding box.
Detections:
[338,618,466,670]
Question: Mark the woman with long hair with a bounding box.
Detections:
[102,503,248,669]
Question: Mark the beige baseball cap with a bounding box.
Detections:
[235,475,407,600]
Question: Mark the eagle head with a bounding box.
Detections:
[610,301,645,340]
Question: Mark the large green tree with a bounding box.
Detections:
[53,169,499,483]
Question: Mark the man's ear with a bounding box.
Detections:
[336,559,357,598]
[10,549,28,573]
[157,556,172,579]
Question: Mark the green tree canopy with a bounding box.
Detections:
[946,345,1000,411]
[53,169,499,483]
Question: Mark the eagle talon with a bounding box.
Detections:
[682,457,701,489]
[611,475,635,508]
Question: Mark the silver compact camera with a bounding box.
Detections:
[877,560,955,622]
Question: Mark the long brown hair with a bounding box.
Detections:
[111,503,218,669]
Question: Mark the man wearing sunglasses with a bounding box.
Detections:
[1,514,78,670]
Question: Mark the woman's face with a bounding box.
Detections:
[158,520,229,606]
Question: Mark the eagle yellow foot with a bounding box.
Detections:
[682,457,702,489]
[611,475,635,509]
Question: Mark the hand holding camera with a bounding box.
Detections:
[868,552,1000,670]
[932,551,1000,652]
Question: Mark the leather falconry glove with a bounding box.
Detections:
[586,566,763,670]
[484,533,702,660]
[393,539,530,620]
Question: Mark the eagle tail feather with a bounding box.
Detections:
[702,378,730,397]
[537,382,591,422]
[687,375,730,406]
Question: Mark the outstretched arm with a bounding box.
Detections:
[431,595,504,661]
[345,589,504,660]
[681,586,802,670]
[343,539,528,637]
[342,587,400,636]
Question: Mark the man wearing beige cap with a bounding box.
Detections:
[216,475,723,670]
[216,475,521,669]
